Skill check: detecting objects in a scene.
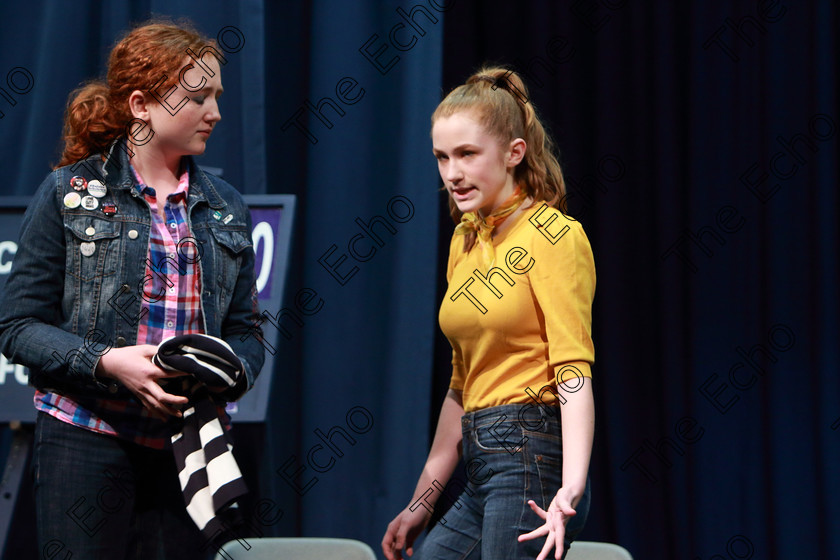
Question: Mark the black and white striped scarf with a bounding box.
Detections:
[153,333,248,537]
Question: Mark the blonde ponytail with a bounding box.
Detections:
[432,66,567,235]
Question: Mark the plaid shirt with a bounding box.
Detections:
[36,164,210,449]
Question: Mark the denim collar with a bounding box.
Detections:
[97,137,227,210]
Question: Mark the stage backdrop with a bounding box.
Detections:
[1,1,839,559]
[436,1,840,559]
[0,0,441,556]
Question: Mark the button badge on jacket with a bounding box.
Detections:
[70,176,87,191]
[81,195,99,210]
[87,180,107,198]
[80,242,96,257]
[63,192,81,209]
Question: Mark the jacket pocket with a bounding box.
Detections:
[208,226,252,310]
[65,216,122,282]
[209,227,252,254]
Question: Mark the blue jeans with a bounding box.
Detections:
[414,404,590,560]
[32,412,211,560]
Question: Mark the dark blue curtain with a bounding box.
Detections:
[2,1,839,559]
[259,0,444,547]
[0,0,442,557]
[0,0,265,194]
[438,1,839,559]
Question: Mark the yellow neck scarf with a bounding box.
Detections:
[454,186,527,269]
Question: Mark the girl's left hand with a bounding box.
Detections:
[517,487,578,560]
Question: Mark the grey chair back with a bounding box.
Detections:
[565,540,634,559]
[214,537,377,560]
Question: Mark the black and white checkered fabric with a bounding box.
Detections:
[154,334,248,537]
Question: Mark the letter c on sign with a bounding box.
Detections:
[251,222,273,294]
[0,241,17,274]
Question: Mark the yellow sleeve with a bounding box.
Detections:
[529,214,596,380]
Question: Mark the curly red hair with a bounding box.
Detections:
[56,20,218,168]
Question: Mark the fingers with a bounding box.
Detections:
[552,521,566,560]
[133,345,188,379]
[394,527,408,560]
[381,534,395,560]
[527,499,548,519]
[520,497,576,560]
[381,536,402,560]
[555,505,576,518]
[136,393,173,421]
[518,524,549,542]
[382,520,403,560]
[553,496,577,517]
[381,538,394,560]
[97,345,196,419]
[158,368,192,378]
[141,398,180,420]
[380,529,391,559]
[141,382,188,418]
[554,540,565,560]
[536,532,554,560]
[382,512,421,560]
[136,344,159,357]
[157,390,189,406]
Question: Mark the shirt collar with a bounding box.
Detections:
[131,161,191,201]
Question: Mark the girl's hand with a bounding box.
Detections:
[96,344,189,418]
[518,487,579,560]
[382,505,433,560]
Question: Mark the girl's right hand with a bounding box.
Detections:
[382,505,432,560]
[95,344,189,418]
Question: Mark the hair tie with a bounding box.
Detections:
[473,74,527,106]
[474,74,510,92]
[473,75,497,86]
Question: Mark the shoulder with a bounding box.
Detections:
[519,203,589,243]
[29,161,91,213]
[54,151,109,185]
[517,203,593,268]
[197,167,246,206]
[191,166,253,229]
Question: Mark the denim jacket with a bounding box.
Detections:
[0,139,265,400]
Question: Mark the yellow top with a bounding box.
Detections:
[439,203,595,412]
